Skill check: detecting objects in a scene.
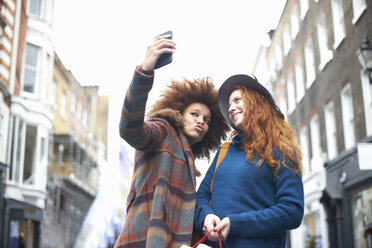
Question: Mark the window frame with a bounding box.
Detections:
[352,0,367,24]
[295,55,305,102]
[299,0,309,20]
[7,115,49,188]
[60,90,67,118]
[286,71,296,114]
[340,83,356,150]
[317,12,333,70]
[360,71,372,136]
[310,113,323,172]
[300,124,310,173]
[305,36,316,88]
[290,3,300,40]
[22,42,41,98]
[330,0,346,49]
[28,0,44,19]
[283,24,291,55]
[325,100,337,160]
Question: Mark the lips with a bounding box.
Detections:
[195,124,204,132]
[232,112,242,122]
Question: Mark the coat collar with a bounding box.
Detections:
[148,108,197,187]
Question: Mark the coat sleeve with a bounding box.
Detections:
[228,152,304,238]
[194,150,220,231]
[119,70,168,152]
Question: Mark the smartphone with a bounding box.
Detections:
[154,30,173,69]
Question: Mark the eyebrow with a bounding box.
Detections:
[190,108,211,119]
[228,96,240,110]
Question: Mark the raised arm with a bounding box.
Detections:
[119,34,176,151]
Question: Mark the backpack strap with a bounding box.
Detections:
[210,142,232,194]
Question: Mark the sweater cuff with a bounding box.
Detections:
[227,214,241,236]
[136,65,154,77]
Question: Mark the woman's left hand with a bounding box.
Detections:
[214,217,230,240]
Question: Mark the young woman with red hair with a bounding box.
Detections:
[195,74,304,248]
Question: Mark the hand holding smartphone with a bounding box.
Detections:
[154,30,173,69]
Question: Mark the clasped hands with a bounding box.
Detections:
[202,214,230,242]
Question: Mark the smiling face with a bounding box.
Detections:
[182,102,211,146]
[228,89,245,131]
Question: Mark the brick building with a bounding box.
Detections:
[265,0,372,247]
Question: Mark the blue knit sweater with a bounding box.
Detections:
[195,133,304,247]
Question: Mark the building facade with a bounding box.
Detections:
[266,0,372,247]
[0,0,110,247]
[2,0,55,247]
[0,0,15,243]
[39,53,109,248]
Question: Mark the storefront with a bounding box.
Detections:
[1,199,42,248]
[321,137,372,248]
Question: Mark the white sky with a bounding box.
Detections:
[52,0,286,168]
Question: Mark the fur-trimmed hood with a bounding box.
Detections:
[147,108,203,177]
[147,108,184,130]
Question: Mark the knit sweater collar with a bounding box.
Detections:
[232,132,244,145]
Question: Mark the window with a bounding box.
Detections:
[361,71,372,136]
[28,0,42,18]
[351,187,372,248]
[83,107,88,126]
[341,83,355,150]
[77,101,82,120]
[49,78,57,108]
[278,91,288,119]
[310,113,323,172]
[300,125,310,172]
[295,56,305,102]
[352,0,367,24]
[283,24,291,55]
[287,72,296,114]
[305,37,316,88]
[70,91,76,113]
[23,43,40,94]
[274,40,283,71]
[303,211,323,248]
[23,125,37,185]
[325,101,337,160]
[60,91,66,118]
[290,4,299,40]
[300,0,309,20]
[331,0,345,49]
[317,13,333,70]
[8,116,49,186]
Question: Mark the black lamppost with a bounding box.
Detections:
[356,35,372,84]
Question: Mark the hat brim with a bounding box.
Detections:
[218,74,284,128]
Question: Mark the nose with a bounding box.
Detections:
[196,116,204,125]
[228,104,236,115]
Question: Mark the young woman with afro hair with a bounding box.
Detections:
[114,34,229,248]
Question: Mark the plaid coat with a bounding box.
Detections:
[114,70,197,248]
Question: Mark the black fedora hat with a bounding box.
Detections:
[218,74,284,128]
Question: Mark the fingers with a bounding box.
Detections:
[141,35,176,71]
[214,217,230,240]
[202,214,221,234]
[202,214,223,242]
[207,230,219,242]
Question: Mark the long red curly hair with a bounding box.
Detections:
[231,86,303,176]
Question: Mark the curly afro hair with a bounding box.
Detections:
[148,77,230,159]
